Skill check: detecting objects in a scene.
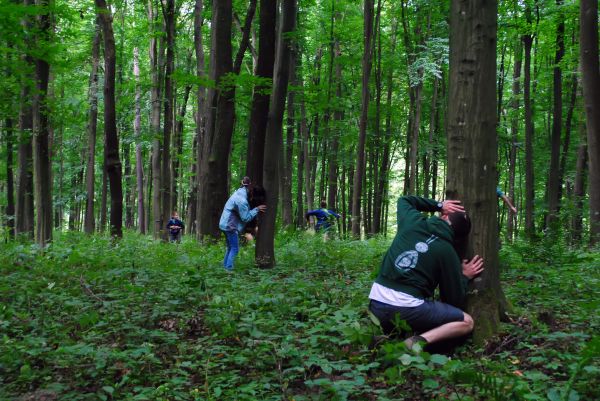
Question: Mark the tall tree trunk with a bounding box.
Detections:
[507,40,522,241]
[172,82,191,214]
[545,1,564,231]
[374,19,398,234]
[522,16,535,239]
[579,0,600,245]
[5,118,15,238]
[256,0,297,268]
[296,115,305,227]
[351,0,375,238]
[197,0,235,240]
[161,0,176,240]
[245,0,276,184]
[281,48,296,227]
[84,24,101,234]
[446,0,505,344]
[423,76,439,199]
[96,0,123,238]
[558,73,577,204]
[149,0,163,238]
[191,0,206,235]
[301,85,313,211]
[133,46,145,234]
[32,0,53,246]
[16,0,35,238]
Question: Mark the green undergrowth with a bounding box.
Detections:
[0,232,598,400]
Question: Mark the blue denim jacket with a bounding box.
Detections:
[219,187,259,232]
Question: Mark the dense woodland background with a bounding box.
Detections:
[1,0,598,250]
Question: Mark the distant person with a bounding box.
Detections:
[368,196,484,353]
[305,201,341,236]
[497,187,517,214]
[167,211,184,243]
[219,177,266,272]
[243,185,267,242]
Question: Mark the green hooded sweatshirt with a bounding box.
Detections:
[374,196,469,309]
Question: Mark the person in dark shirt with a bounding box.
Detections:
[305,201,341,235]
[368,196,484,352]
[166,211,184,243]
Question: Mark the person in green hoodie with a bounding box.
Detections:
[368,196,484,351]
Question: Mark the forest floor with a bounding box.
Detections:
[0,232,599,401]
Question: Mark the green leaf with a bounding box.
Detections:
[430,354,449,365]
[547,388,561,401]
[102,386,114,395]
[423,378,439,389]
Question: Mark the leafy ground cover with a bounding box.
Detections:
[0,232,598,400]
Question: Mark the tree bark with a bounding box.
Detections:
[351,0,375,238]
[32,0,53,246]
[96,0,123,238]
[246,0,277,185]
[579,0,600,245]
[255,0,297,268]
[446,0,505,344]
[84,23,101,234]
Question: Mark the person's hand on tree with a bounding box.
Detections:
[257,205,267,213]
[510,206,517,214]
[462,255,484,279]
[441,200,465,215]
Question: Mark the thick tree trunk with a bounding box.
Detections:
[545,2,564,231]
[351,0,375,238]
[446,0,505,344]
[580,0,600,245]
[32,0,53,246]
[133,47,145,234]
[197,0,235,240]
[96,0,123,238]
[256,0,297,268]
[85,24,101,234]
[245,0,276,184]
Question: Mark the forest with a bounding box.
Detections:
[0,0,599,400]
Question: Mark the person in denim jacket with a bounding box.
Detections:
[219,177,266,271]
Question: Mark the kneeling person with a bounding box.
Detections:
[368,196,484,350]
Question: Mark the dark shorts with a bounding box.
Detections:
[369,299,465,334]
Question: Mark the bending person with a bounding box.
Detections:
[368,196,484,351]
[305,201,341,234]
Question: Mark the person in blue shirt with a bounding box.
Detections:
[219,177,266,272]
[166,211,184,243]
[497,187,517,214]
[305,202,341,235]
